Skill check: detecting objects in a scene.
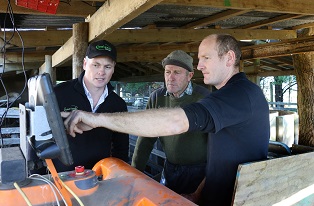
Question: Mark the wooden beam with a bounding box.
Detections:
[117,69,204,82]
[146,64,163,73]
[292,22,314,30]
[270,57,293,66]
[257,70,295,77]
[114,66,133,76]
[242,35,314,60]
[7,32,311,68]
[162,0,314,15]
[4,29,312,67]
[244,66,295,76]
[116,64,137,75]
[124,62,148,73]
[0,26,290,47]
[87,0,164,41]
[1,50,55,63]
[40,36,74,69]
[0,30,72,47]
[236,14,305,29]
[259,62,285,71]
[1,28,295,50]
[105,28,297,44]
[1,62,41,72]
[45,0,163,69]
[3,28,296,67]
[117,51,190,62]
[181,9,250,29]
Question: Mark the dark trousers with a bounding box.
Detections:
[160,160,206,194]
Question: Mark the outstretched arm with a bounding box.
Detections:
[62,108,189,138]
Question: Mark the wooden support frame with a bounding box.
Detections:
[233,151,314,205]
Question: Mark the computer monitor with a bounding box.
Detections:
[26,73,73,166]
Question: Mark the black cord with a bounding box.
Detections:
[0,0,28,148]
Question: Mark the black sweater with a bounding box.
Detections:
[53,72,129,172]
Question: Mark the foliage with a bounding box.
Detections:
[260,75,297,104]
[272,76,297,93]
[273,76,289,85]
[121,82,163,96]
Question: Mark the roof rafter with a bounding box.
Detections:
[235,14,305,29]
[162,0,314,15]
[181,9,250,29]
[42,0,163,69]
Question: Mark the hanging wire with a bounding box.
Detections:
[0,0,28,147]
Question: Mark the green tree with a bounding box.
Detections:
[122,82,163,96]
[272,76,297,107]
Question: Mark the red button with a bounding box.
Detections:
[75,166,85,174]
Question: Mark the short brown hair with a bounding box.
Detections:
[213,34,242,68]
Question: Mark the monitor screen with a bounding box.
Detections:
[27,73,73,166]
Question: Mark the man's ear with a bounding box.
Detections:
[188,71,194,80]
[83,57,87,70]
[226,50,236,67]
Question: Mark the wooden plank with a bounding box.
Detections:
[42,28,297,67]
[47,0,163,68]
[105,28,297,44]
[242,35,314,60]
[2,62,43,72]
[87,0,164,41]
[181,9,250,29]
[51,37,74,68]
[236,14,305,29]
[33,29,295,69]
[163,0,314,15]
[0,50,55,63]
[233,152,314,206]
[0,30,72,48]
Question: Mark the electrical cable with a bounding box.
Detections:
[0,1,10,146]
[39,171,85,206]
[29,174,67,206]
[30,177,61,206]
[4,0,28,107]
[0,0,28,148]
[13,182,33,206]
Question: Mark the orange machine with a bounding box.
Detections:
[0,157,196,206]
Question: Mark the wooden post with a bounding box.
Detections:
[39,55,56,85]
[292,27,314,147]
[45,55,56,85]
[246,59,260,84]
[115,83,121,96]
[72,22,88,79]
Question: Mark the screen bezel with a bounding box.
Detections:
[27,73,73,166]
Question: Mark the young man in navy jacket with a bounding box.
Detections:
[53,40,129,172]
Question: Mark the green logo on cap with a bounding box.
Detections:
[96,44,112,51]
